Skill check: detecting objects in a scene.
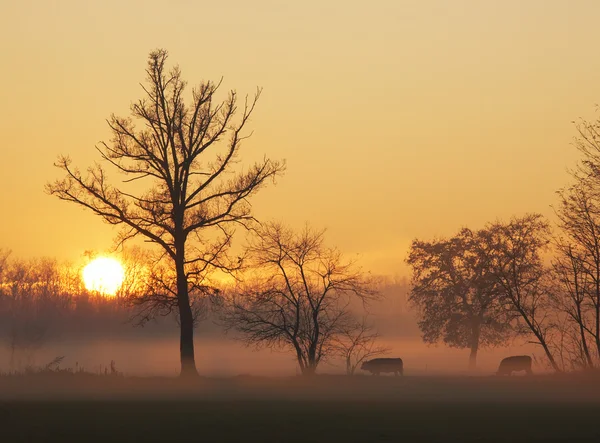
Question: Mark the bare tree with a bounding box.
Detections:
[552,240,596,368]
[407,228,511,370]
[552,175,600,367]
[333,316,389,375]
[222,222,376,375]
[46,49,284,377]
[483,214,561,372]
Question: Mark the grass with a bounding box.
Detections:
[1,374,600,442]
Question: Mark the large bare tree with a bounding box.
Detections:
[407,228,511,370]
[222,223,376,375]
[47,49,284,377]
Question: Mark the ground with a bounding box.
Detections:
[1,374,600,442]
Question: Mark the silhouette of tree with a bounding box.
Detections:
[547,113,600,368]
[222,222,376,375]
[553,174,600,368]
[407,229,511,370]
[46,49,284,377]
[552,240,595,369]
[333,316,389,375]
[483,214,561,372]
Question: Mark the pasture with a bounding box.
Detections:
[1,374,599,442]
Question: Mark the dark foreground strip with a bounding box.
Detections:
[1,401,599,443]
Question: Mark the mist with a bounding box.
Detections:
[0,277,539,377]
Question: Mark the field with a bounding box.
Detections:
[2,374,600,442]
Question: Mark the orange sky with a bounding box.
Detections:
[1,0,599,275]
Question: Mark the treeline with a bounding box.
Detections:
[0,247,414,374]
[0,251,166,370]
[407,115,600,372]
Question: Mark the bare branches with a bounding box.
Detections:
[552,169,600,368]
[46,49,284,376]
[221,222,377,375]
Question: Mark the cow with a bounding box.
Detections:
[496,355,533,376]
[361,358,404,376]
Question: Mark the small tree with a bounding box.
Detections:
[222,222,376,375]
[334,316,389,375]
[407,228,511,370]
[47,49,284,377]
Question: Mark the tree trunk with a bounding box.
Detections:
[175,243,198,378]
[178,299,197,378]
[468,343,478,371]
[468,319,480,371]
[540,338,561,372]
[303,346,318,376]
[302,364,317,376]
[292,339,307,376]
[307,311,320,376]
[518,306,561,372]
[576,302,594,368]
[579,322,594,368]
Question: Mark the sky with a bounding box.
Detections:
[1,0,599,275]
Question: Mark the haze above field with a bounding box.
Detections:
[2,0,599,274]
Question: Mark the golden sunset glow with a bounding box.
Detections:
[3,4,600,440]
[82,257,125,296]
[3,1,600,277]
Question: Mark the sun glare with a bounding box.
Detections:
[82,257,125,296]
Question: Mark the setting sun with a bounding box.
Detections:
[82,257,125,296]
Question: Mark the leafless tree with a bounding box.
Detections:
[551,173,600,367]
[407,229,511,370]
[483,214,561,372]
[46,49,284,376]
[222,222,376,375]
[552,240,597,368]
[333,316,389,375]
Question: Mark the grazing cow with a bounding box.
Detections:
[496,355,533,376]
[361,358,404,376]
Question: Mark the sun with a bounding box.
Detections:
[82,257,125,296]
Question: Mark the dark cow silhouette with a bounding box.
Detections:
[496,355,533,376]
[361,358,403,376]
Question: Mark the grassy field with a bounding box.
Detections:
[1,374,600,442]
